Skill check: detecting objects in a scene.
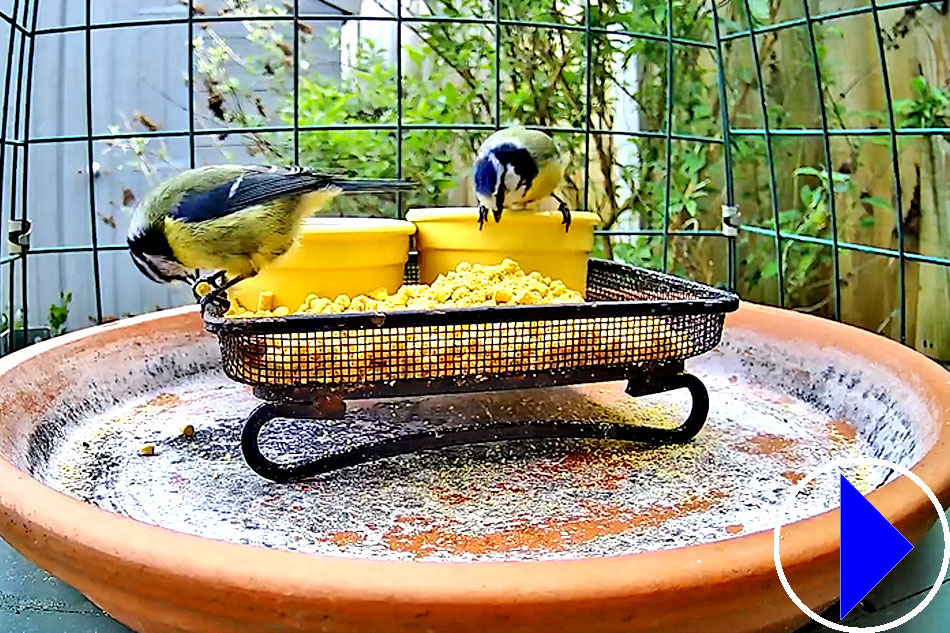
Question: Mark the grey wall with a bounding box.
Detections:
[0,0,352,334]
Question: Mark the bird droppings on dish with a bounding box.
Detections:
[829,419,857,442]
[382,490,728,558]
[29,329,926,562]
[782,471,806,484]
[740,433,798,456]
[326,531,366,547]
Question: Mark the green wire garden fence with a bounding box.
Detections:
[0,0,947,358]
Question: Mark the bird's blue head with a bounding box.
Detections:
[473,143,538,212]
[473,154,499,198]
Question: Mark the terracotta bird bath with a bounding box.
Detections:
[0,303,948,633]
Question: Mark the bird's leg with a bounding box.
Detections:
[553,194,572,233]
[191,270,228,302]
[198,273,249,313]
[494,184,506,223]
[477,205,489,230]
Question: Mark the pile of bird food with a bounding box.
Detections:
[222,260,693,385]
[225,259,583,317]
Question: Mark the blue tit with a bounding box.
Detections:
[127,165,412,306]
[472,126,571,231]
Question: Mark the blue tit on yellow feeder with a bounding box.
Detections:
[472,126,571,232]
[126,164,413,306]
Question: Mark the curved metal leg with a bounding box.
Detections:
[623,372,709,443]
[241,402,318,482]
[240,374,710,483]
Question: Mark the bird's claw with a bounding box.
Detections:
[554,196,572,233]
[477,205,489,231]
[193,271,232,314]
[199,291,230,313]
[192,271,224,300]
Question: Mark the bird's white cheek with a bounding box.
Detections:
[503,168,521,193]
[503,169,526,205]
[477,193,496,209]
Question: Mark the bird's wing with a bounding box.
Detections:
[481,127,560,163]
[171,167,412,223]
[521,132,560,165]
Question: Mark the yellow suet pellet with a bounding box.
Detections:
[139,444,155,456]
[195,281,212,297]
[493,288,513,304]
[310,298,331,313]
[181,424,195,437]
[257,291,274,312]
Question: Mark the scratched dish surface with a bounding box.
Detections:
[30,330,926,562]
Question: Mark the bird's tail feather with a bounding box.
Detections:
[331,178,415,194]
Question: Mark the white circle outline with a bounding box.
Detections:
[773,457,950,632]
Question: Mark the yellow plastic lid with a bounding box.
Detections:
[299,217,416,235]
[406,207,600,226]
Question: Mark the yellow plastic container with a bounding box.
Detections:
[405,208,599,294]
[229,218,415,312]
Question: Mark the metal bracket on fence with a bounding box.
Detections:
[8,219,31,254]
[722,205,741,237]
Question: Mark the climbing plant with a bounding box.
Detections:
[106,0,947,325]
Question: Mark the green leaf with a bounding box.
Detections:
[795,167,825,178]
[858,216,877,228]
[824,26,844,39]
[800,185,812,207]
[761,260,779,279]
[48,291,71,335]
[860,195,892,210]
[407,46,425,66]
[830,171,851,184]
[779,209,801,225]
[443,82,458,106]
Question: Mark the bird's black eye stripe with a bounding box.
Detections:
[130,249,166,284]
[130,253,158,282]
[131,252,161,283]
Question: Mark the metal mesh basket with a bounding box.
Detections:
[203,256,738,394]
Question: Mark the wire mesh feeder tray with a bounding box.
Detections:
[202,255,739,482]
